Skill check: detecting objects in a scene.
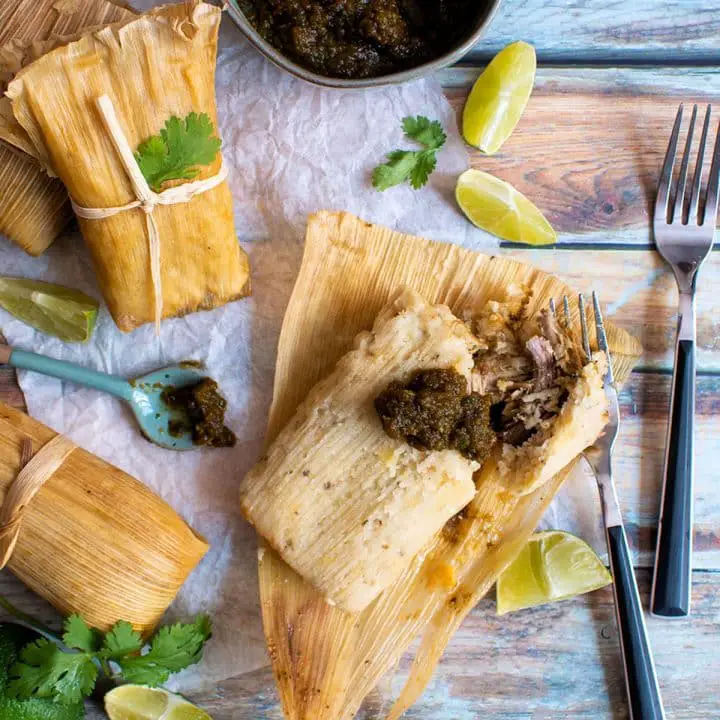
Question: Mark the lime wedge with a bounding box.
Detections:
[0,277,98,343]
[105,686,212,720]
[455,169,556,246]
[496,530,612,615]
[462,41,536,154]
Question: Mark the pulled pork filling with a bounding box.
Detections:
[472,302,585,447]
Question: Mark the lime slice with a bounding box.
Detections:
[456,169,556,246]
[462,41,536,154]
[496,530,612,615]
[105,686,212,720]
[0,277,98,343]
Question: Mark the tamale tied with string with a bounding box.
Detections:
[0,0,134,255]
[251,212,643,720]
[0,402,208,633]
[6,1,251,331]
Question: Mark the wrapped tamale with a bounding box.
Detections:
[0,402,208,632]
[0,0,134,255]
[252,212,643,720]
[6,1,251,331]
[241,288,482,612]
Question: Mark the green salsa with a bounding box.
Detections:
[162,378,236,448]
[374,368,496,463]
[239,0,490,79]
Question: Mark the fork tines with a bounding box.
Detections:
[656,103,720,227]
[551,292,615,382]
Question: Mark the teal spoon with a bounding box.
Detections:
[0,344,205,450]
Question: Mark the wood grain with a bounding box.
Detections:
[443,67,720,246]
[2,4,720,714]
[494,247,720,372]
[469,0,720,65]
[79,569,719,720]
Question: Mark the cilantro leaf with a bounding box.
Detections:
[3,613,211,706]
[135,113,222,192]
[116,615,212,686]
[372,116,446,191]
[372,151,419,191]
[402,116,447,150]
[63,615,102,653]
[409,150,437,190]
[7,639,97,705]
[0,624,85,720]
[101,621,143,660]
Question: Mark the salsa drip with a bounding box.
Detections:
[239,0,490,79]
[374,368,495,463]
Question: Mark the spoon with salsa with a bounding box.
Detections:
[0,344,236,450]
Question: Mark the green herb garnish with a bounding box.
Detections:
[0,624,84,720]
[135,113,222,192]
[6,614,212,706]
[372,116,447,191]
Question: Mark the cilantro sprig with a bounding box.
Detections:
[372,116,447,191]
[6,613,211,706]
[135,113,222,192]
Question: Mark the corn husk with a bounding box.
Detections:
[241,288,483,613]
[0,402,209,633]
[7,1,251,331]
[257,211,643,719]
[0,0,134,255]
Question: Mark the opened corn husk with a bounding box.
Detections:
[6,1,251,331]
[0,402,208,633]
[0,0,133,255]
[255,211,642,719]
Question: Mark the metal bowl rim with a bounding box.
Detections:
[223,0,504,89]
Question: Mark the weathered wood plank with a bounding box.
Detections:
[442,67,720,247]
[603,373,719,570]
[3,249,720,375]
[494,247,720,373]
[467,0,720,66]
[97,569,712,720]
[0,364,24,410]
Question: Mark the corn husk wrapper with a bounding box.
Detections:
[7,1,251,331]
[0,402,209,633]
[0,0,134,255]
[257,211,643,720]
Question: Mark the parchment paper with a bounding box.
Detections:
[0,4,603,688]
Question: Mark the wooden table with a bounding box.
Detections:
[3,1,720,718]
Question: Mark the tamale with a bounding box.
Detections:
[255,211,643,720]
[0,0,134,255]
[0,402,208,633]
[7,1,251,331]
[241,288,481,613]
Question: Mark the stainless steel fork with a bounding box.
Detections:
[553,294,664,720]
[652,104,720,618]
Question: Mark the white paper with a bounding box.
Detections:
[0,7,602,689]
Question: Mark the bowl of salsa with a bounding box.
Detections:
[225,0,503,88]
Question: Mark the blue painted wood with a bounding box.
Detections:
[466,0,720,66]
[82,569,712,720]
[4,0,720,716]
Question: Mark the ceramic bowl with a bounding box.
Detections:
[224,0,503,89]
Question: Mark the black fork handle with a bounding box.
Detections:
[652,338,695,617]
[607,524,665,720]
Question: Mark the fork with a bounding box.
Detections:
[652,104,720,618]
[552,294,664,720]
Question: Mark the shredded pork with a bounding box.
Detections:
[470,290,586,448]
